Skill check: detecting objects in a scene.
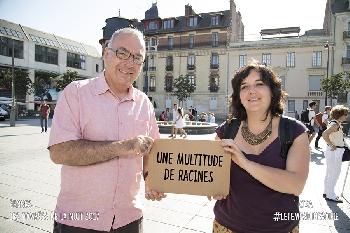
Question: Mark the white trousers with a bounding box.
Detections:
[323,147,344,199]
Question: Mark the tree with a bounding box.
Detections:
[172,75,195,106]
[0,68,33,101]
[321,72,350,105]
[56,70,79,91]
[33,71,58,97]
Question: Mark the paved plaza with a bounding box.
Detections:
[0,119,349,233]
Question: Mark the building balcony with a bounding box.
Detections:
[187,65,195,70]
[165,86,173,92]
[148,66,156,71]
[210,64,219,70]
[149,86,156,92]
[157,41,227,51]
[343,31,350,39]
[209,85,219,92]
[342,57,350,64]
[165,65,173,71]
[307,91,324,97]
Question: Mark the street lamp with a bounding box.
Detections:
[10,39,16,127]
[324,41,330,106]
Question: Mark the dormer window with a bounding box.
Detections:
[188,17,198,27]
[148,21,158,30]
[163,19,174,29]
[211,15,219,26]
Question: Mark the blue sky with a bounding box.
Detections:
[0,0,328,55]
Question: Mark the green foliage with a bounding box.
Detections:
[56,70,79,91]
[0,68,33,101]
[172,75,195,105]
[321,72,350,101]
[34,71,56,96]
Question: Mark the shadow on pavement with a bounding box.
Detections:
[326,201,350,232]
[310,149,325,165]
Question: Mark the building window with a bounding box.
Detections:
[239,54,246,68]
[148,55,156,71]
[163,19,174,29]
[209,74,219,92]
[212,32,219,47]
[286,52,295,67]
[0,36,24,59]
[347,45,350,58]
[148,21,158,30]
[280,76,286,91]
[211,15,219,26]
[35,45,58,65]
[262,53,271,66]
[96,64,99,73]
[309,75,322,91]
[188,17,198,27]
[312,51,322,67]
[209,97,217,110]
[303,100,308,110]
[165,74,173,92]
[166,56,173,71]
[167,36,173,50]
[149,76,156,92]
[187,54,195,70]
[211,53,219,69]
[288,100,295,112]
[67,52,85,69]
[189,34,194,49]
[187,74,196,88]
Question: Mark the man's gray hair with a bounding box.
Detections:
[108,27,146,52]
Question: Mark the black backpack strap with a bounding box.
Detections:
[279,116,295,159]
[223,118,240,139]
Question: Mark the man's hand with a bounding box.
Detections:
[129,136,154,156]
[145,180,166,201]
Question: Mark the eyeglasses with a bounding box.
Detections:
[108,47,144,65]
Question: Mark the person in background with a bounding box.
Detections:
[210,63,309,233]
[39,100,50,133]
[169,103,178,138]
[171,107,187,138]
[48,28,164,233]
[322,105,349,203]
[209,112,216,123]
[306,101,317,143]
[314,106,331,149]
[159,111,167,121]
[294,110,299,120]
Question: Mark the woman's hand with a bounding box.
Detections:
[221,139,250,170]
[144,179,167,201]
[207,195,227,201]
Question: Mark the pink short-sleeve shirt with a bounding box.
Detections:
[48,73,160,231]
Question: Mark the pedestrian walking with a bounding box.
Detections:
[39,100,50,133]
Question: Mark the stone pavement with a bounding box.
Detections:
[0,119,349,233]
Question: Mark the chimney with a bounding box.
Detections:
[185,4,195,16]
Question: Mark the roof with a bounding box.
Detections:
[143,10,231,35]
[0,19,100,57]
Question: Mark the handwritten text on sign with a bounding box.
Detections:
[147,139,231,196]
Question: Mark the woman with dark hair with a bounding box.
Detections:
[210,64,310,233]
[322,105,349,203]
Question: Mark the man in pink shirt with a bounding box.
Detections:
[48,28,165,233]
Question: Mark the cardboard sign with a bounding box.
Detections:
[147,139,231,196]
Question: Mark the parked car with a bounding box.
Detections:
[0,107,9,121]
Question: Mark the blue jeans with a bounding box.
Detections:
[40,116,48,132]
